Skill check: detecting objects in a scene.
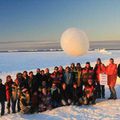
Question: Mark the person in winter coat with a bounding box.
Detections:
[63,66,73,92]
[0,79,6,116]
[11,82,19,113]
[51,83,61,108]
[22,71,29,90]
[51,66,62,88]
[106,58,117,99]
[36,69,47,93]
[94,58,106,98]
[75,63,83,96]
[40,70,48,88]
[60,83,72,106]
[14,73,24,112]
[70,63,77,83]
[44,68,52,89]
[5,75,14,114]
[38,87,52,112]
[82,62,94,86]
[83,79,96,105]
[20,88,31,114]
[75,63,82,88]
[71,82,81,106]
[28,71,39,112]
[58,66,65,83]
[35,68,42,87]
[14,73,24,89]
[70,63,76,72]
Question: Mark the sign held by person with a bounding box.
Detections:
[100,73,107,85]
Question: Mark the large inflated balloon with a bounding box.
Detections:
[60,28,89,57]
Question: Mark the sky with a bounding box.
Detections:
[0,0,120,42]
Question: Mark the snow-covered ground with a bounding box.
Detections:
[0,50,120,120]
[0,50,120,73]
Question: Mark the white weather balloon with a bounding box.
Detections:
[60,28,89,57]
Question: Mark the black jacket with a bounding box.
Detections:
[60,87,71,101]
[71,87,80,102]
[22,77,29,89]
[0,83,6,102]
[44,73,52,88]
[51,88,60,102]
[35,73,42,87]
[118,64,120,78]
[28,76,39,94]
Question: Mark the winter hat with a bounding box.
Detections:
[97,58,101,61]
[54,66,58,70]
[86,62,90,65]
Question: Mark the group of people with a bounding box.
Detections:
[0,58,120,116]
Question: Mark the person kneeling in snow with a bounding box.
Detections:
[71,82,82,106]
[60,83,72,106]
[20,88,31,114]
[38,87,52,112]
[51,83,61,108]
[83,79,96,105]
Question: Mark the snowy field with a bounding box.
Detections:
[0,50,120,120]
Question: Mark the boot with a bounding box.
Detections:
[7,108,10,114]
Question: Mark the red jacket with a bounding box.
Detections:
[106,63,117,87]
[82,67,94,84]
[84,85,94,98]
[51,71,61,84]
[94,64,106,83]
[5,80,13,101]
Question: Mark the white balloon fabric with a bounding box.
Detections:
[60,28,89,57]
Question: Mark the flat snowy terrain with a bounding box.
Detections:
[0,50,120,120]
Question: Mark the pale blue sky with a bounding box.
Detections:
[0,0,120,42]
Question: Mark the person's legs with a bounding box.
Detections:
[12,99,16,113]
[1,101,5,116]
[108,86,113,99]
[96,83,101,98]
[17,98,21,112]
[111,87,117,99]
[101,85,105,98]
[7,100,11,114]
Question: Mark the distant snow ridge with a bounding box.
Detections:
[94,48,112,55]
[6,49,62,53]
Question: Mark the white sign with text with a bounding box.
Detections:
[100,73,107,85]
